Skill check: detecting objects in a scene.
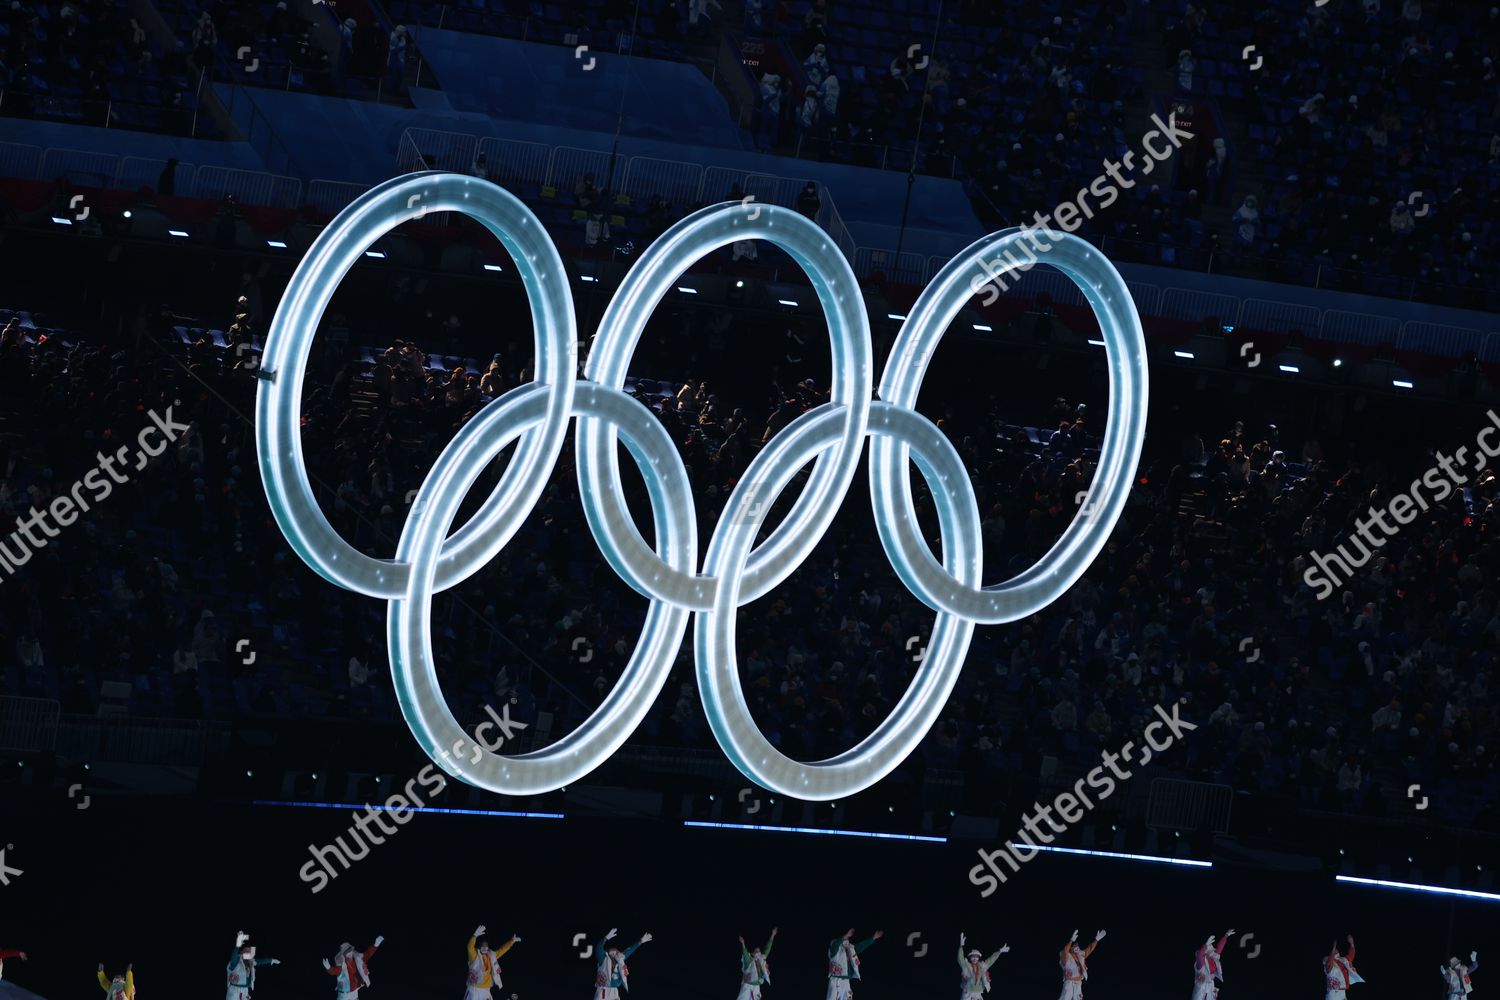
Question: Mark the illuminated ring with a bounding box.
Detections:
[256,172,576,600]
[577,202,872,611]
[697,400,978,799]
[390,381,693,794]
[870,227,1149,624]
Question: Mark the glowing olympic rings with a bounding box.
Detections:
[255,171,1149,800]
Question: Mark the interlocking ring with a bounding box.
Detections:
[256,172,1149,800]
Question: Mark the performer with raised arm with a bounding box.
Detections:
[737,928,777,1000]
[958,932,1009,999]
[324,936,383,1000]
[595,928,651,1000]
[0,949,26,980]
[1324,934,1365,999]
[826,928,883,1000]
[1059,929,1105,1000]
[465,925,519,1000]
[227,931,282,1000]
[1442,951,1479,997]
[97,963,134,1000]
[1192,929,1233,999]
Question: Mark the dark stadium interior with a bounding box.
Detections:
[2,0,1499,996]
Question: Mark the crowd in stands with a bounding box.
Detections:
[0,265,1495,835]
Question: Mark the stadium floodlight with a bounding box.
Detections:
[50,217,73,226]
[483,263,503,272]
[684,820,945,843]
[267,240,288,248]
[1173,350,1195,359]
[581,275,599,283]
[677,286,698,294]
[167,229,189,238]
[1393,379,1414,389]
[972,324,992,332]
[887,313,907,321]
[255,174,1149,800]
[1279,364,1300,374]
[777,298,800,307]
[1333,358,1344,367]
[1088,338,1106,346]
[363,250,385,259]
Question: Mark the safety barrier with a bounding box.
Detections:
[306,179,372,215]
[1146,778,1234,834]
[40,147,119,187]
[1239,297,1321,335]
[621,155,704,210]
[0,142,43,181]
[115,156,196,196]
[0,695,60,752]
[478,136,552,187]
[194,166,303,209]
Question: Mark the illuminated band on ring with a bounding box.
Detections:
[255,171,1149,801]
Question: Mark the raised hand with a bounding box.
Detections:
[1206,935,1216,948]
[511,935,521,944]
[98,963,105,972]
[1225,929,1236,941]
[1000,944,1011,955]
[322,959,331,970]
[960,933,966,947]
[771,927,779,938]
[1071,929,1079,943]
[237,931,249,948]
[606,928,618,941]
[374,936,384,947]
[1472,952,1479,964]
[739,935,746,945]
[127,964,133,971]
[844,928,854,940]
[1094,930,1107,942]
[474,925,486,938]
[640,933,653,944]
[872,931,884,940]
[269,959,281,966]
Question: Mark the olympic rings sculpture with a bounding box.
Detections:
[256,171,1149,801]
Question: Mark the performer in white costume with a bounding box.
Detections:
[958,932,1009,999]
[324,936,383,1000]
[594,928,651,1000]
[227,931,282,1000]
[736,928,777,1000]
[464,925,519,1000]
[1323,935,1365,1000]
[826,928,883,1000]
[1442,952,1479,997]
[1191,930,1233,1000]
[1058,929,1105,1000]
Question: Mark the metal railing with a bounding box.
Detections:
[0,695,61,752]
[54,713,231,766]
[1146,778,1234,834]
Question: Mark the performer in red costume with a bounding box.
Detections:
[324,936,383,1000]
[1324,934,1365,1000]
[1191,930,1233,999]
